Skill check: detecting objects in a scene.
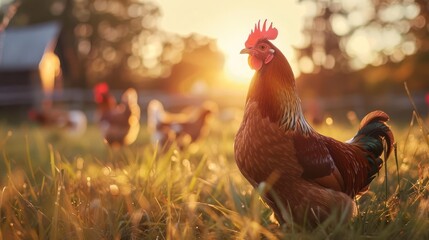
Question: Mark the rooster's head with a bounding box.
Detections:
[241,20,278,71]
[241,20,298,125]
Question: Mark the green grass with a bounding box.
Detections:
[0,112,428,240]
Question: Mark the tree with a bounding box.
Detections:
[152,34,224,93]
[6,0,225,91]
[296,0,424,72]
[64,0,162,88]
[295,0,429,97]
[6,0,156,87]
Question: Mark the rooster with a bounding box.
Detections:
[94,83,141,147]
[147,99,215,150]
[234,20,394,227]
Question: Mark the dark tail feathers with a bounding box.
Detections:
[350,111,394,181]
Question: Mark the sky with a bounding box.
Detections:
[158,0,307,82]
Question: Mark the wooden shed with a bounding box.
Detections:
[0,21,61,109]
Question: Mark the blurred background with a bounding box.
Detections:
[0,0,428,124]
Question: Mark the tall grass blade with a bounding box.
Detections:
[384,156,388,204]
[25,135,36,183]
[49,144,56,179]
[394,143,400,193]
[166,154,173,240]
[404,82,429,146]
[50,171,62,240]
[188,155,208,192]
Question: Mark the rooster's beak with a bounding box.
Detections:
[240,48,252,54]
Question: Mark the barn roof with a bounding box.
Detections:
[0,21,61,71]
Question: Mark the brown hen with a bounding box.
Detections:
[29,105,87,137]
[147,99,215,150]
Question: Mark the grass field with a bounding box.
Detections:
[0,109,428,240]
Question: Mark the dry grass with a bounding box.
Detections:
[0,110,428,240]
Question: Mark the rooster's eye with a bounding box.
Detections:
[259,45,266,50]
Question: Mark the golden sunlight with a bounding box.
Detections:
[221,45,254,83]
[225,59,253,83]
[159,0,306,84]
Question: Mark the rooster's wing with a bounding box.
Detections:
[293,133,345,192]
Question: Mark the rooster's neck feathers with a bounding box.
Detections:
[246,45,311,133]
[278,96,311,133]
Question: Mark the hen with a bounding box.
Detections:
[234,20,394,226]
[147,99,215,150]
[29,106,87,137]
[94,83,140,147]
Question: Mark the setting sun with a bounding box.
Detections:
[217,38,254,83]
[159,0,306,84]
[224,55,254,83]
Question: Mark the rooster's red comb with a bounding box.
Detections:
[94,82,109,103]
[245,20,278,48]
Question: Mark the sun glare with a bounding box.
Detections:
[159,0,306,85]
[222,47,254,84]
[225,57,253,83]
[215,27,301,85]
